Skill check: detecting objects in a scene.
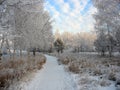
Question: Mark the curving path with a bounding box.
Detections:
[20,55,77,90]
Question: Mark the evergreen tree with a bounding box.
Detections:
[54,38,64,53]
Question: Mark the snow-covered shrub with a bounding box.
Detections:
[68,61,80,73]
[59,57,70,65]
[116,79,120,90]
[99,79,111,87]
[92,68,102,76]
[108,72,116,81]
[79,77,95,85]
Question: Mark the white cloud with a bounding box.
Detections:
[62,3,70,13]
[45,0,96,33]
[45,1,60,19]
[70,0,88,12]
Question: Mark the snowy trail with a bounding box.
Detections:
[20,55,77,90]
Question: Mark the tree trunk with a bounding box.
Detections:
[27,51,30,56]
[0,38,4,49]
[13,49,16,60]
[27,50,30,60]
[33,51,36,56]
[109,46,112,57]
[0,37,4,60]
[20,49,22,57]
[0,50,2,60]
[101,49,105,56]
[6,38,12,59]
[107,24,113,57]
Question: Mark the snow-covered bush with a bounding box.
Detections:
[68,61,80,73]
[99,79,111,87]
[108,72,116,81]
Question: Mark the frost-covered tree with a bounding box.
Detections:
[14,0,53,55]
[0,0,16,57]
[94,31,107,56]
[93,0,120,56]
[116,29,120,52]
[0,0,53,57]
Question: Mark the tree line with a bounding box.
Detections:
[54,30,96,52]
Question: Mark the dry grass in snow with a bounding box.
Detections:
[58,52,120,90]
[0,53,46,90]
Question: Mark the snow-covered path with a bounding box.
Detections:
[21,55,77,90]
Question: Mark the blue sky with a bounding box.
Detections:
[44,0,96,33]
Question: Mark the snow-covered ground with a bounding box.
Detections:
[19,55,77,90]
[72,74,116,90]
[57,52,120,90]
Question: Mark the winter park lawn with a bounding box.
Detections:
[15,53,120,90]
[2,52,120,90]
[0,52,120,90]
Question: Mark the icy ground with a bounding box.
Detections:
[20,55,77,90]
